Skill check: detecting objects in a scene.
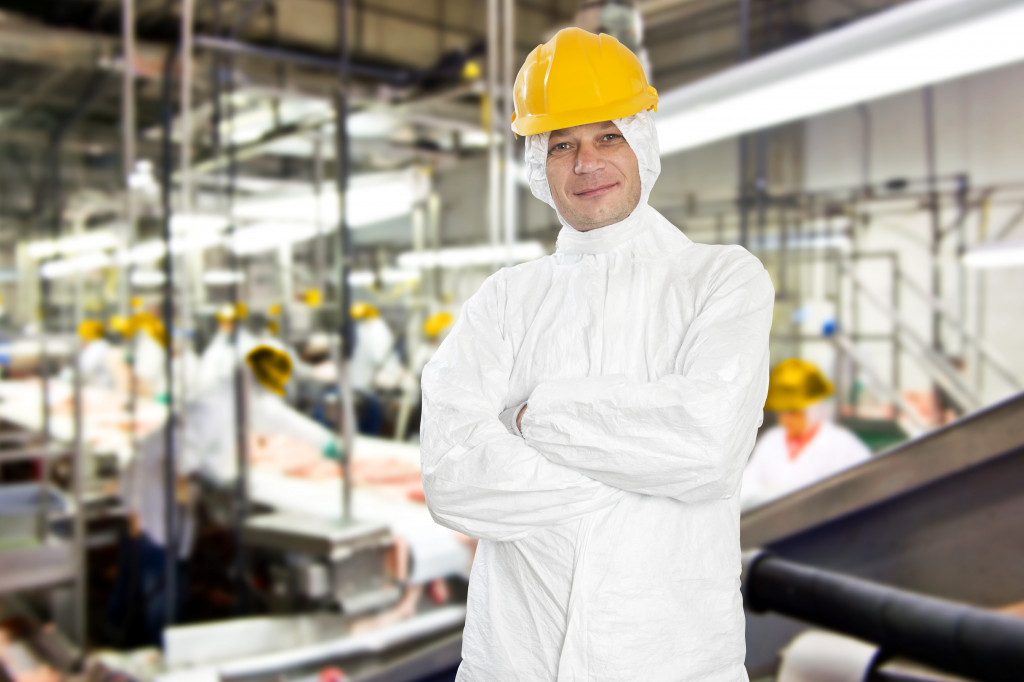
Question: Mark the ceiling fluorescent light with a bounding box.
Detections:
[27,230,118,259]
[40,253,112,279]
[962,240,1024,269]
[203,270,245,286]
[656,0,1024,154]
[231,170,426,228]
[348,268,422,287]
[397,242,546,269]
[231,222,319,256]
[131,269,166,287]
[171,213,229,234]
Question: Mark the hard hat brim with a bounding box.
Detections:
[511,89,658,137]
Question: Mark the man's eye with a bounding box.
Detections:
[549,142,570,153]
[603,134,621,142]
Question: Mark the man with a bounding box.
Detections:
[420,28,774,681]
[741,358,872,510]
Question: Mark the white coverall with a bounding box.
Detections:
[79,338,116,389]
[350,317,396,392]
[420,110,775,681]
[741,419,872,510]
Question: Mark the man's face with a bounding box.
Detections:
[778,410,809,439]
[544,121,642,232]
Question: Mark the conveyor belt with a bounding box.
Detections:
[741,392,1024,676]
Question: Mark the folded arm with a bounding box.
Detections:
[420,274,625,542]
[521,252,775,503]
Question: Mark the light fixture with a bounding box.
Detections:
[230,221,319,256]
[40,253,112,279]
[203,270,245,286]
[131,269,166,287]
[962,240,1024,269]
[27,230,118,259]
[397,242,546,269]
[348,269,422,286]
[171,213,229,234]
[231,170,427,228]
[656,0,1024,155]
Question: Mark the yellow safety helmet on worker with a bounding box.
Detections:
[510,27,658,137]
[78,319,106,342]
[423,312,453,340]
[764,358,835,413]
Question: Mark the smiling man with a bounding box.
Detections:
[420,27,775,681]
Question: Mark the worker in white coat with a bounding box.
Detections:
[420,28,774,682]
[77,319,118,389]
[741,358,872,510]
[349,302,396,434]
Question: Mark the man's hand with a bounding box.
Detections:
[516,403,527,432]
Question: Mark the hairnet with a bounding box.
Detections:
[523,109,662,229]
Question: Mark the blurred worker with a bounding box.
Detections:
[741,358,873,510]
[420,28,774,681]
[395,311,455,440]
[199,303,259,392]
[77,319,118,388]
[349,303,396,434]
[111,342,340,644]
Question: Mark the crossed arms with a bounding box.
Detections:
[419,253,774,542]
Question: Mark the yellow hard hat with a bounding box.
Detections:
[267,319,281,336]
[351,302,380,320]
[109,314,138,338]
[423,312,454,339]
[215,305,236,323]
[268,303,283,317]
[510,27,658,137]
[235,302,249,320]
[78,319,106,342]
[304,289,322,307]
[246,345,293,396]
[764,359,835,412]
[130,296,144,311]
[134,312,168,348]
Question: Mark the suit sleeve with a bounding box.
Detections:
[521,251,775,503]
[420,273,626,542]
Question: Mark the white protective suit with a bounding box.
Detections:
[79,338,116,389]
[741,418,872,510]
[350,317,396,392]
[420,110,775,681]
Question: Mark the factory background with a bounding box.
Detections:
[0,0,1022,681]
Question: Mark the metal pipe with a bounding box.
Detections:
[899,267,1020,391]
[313,130,326,297]
[159,41,180,627]
[923,86,943,357]
[487,0,500,259]
[121,0,140,475]
[225,45,253,617]
[737,0,751,249]
[502,0,516,266]
[192,35,418,85]
[742,552,1024,682]
[120,0,136,319]
[837,257,982,413]
[70,336,86,646]
[336,0,355,524]
[831,333,927,433]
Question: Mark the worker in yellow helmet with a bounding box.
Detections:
[199,303,259,392]
[419,27,775,681]
[347,302,397,434]
[741,359,872,511]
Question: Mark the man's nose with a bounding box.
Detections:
[574,143,605,174]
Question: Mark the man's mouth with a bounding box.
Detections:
[574,182,619,198]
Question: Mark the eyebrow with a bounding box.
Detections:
[550,122,617,140]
